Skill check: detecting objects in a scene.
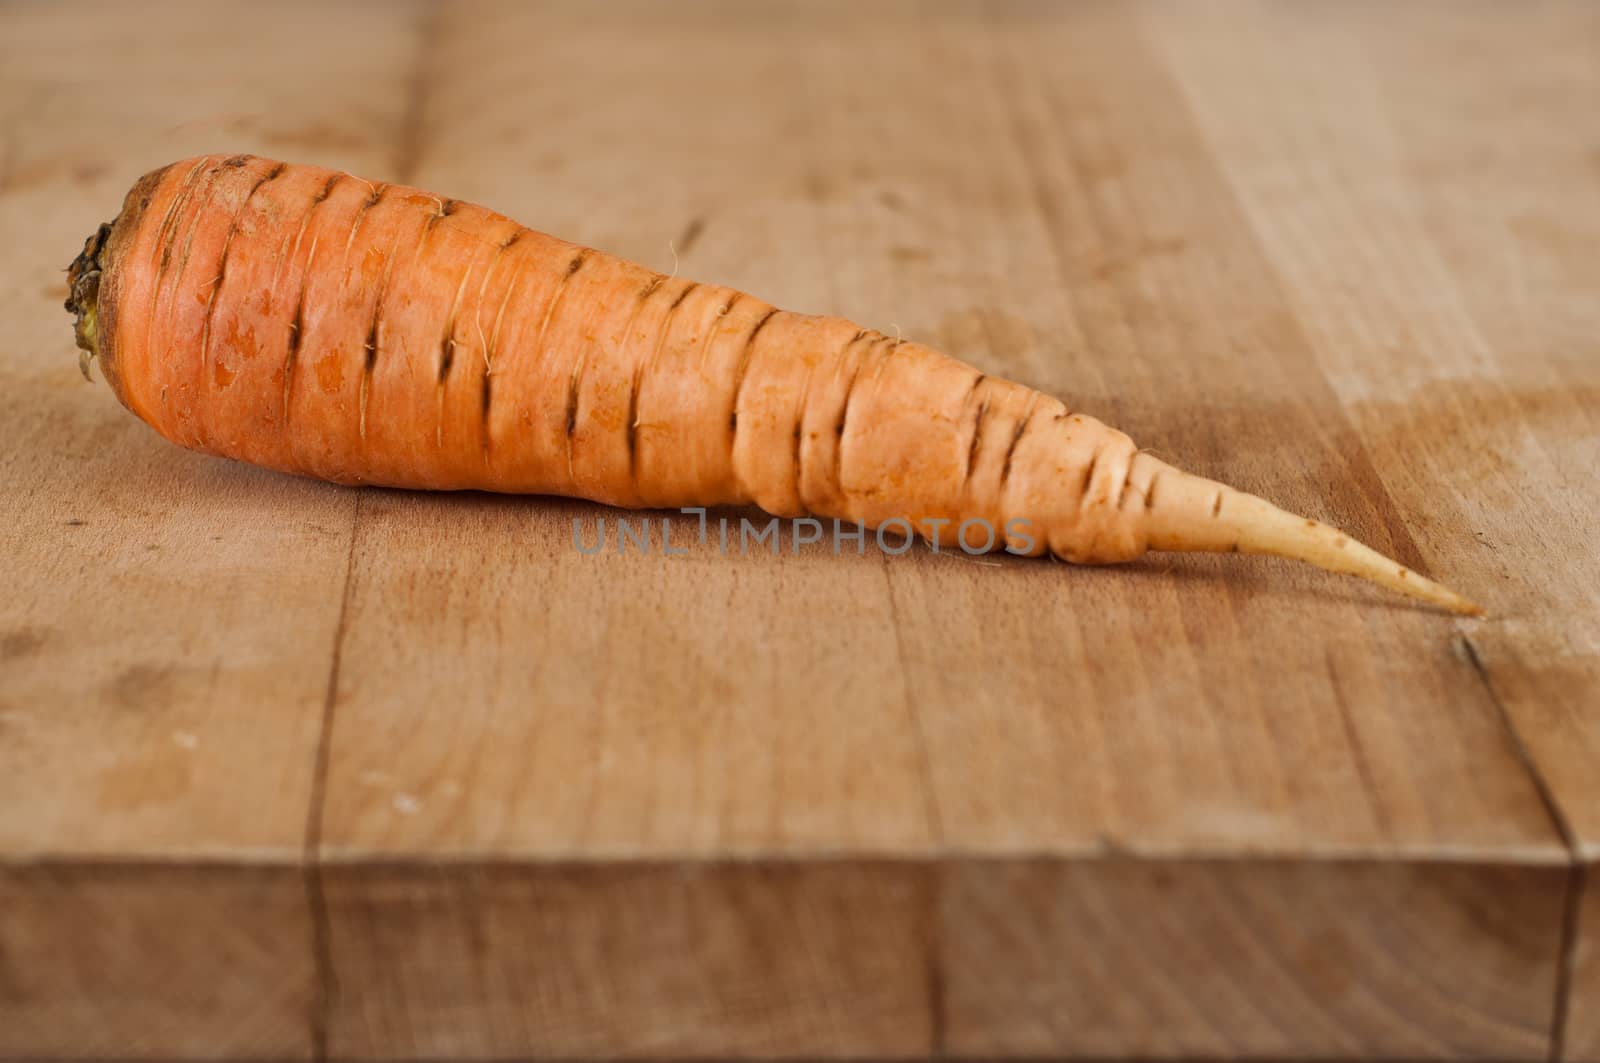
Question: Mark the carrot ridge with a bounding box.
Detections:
[618,278,667,491]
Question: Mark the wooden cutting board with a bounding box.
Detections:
[2,2,1596,1059]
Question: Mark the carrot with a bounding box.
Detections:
[65,153,1481,615]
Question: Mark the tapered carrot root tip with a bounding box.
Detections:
[1231,495,1484,616]
[1141,460,1483,616]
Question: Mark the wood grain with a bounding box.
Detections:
[0,1,1594,1060]
[323,861,934,1059]
[0,864,315,1060]
[1568,869,1600,1062]
[943,859,1568,1059]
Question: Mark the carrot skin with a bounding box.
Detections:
[67,154,1481,615]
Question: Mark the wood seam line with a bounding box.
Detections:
[1460,634,1583,1063]
[0,128,16,196]
[878,563,947,1056]
[1552,864,1588,1063]
[1324,652,1397,841]
[304,490,361,1063]
[928,862,947,1058]
[391,0,443,186]
[879,561,944,849]
[302,5,443,1052]
[0,852,1580,873]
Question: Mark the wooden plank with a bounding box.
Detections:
[1148,11,1600,1048]
[0,0,426,859]
[316,3,937,861]
[0,864,315,1060]
[310,7,930,1054]
[944,859,1567,1059]
[323,861,934,1059]
[1342,1,1600,862]
[1147,0,1600,855]
[0,2,423,1058]
[1146,11,1600,1051]
[317,495,930,859]
[1567,869,1600,1062]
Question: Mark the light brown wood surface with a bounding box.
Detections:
[1,2,1595,1060]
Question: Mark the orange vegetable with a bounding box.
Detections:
[66,153,1480,614]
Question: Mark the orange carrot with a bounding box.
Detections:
[66,153,1481,614]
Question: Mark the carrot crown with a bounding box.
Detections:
[66,222,111,380]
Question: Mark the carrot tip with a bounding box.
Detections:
[1225,491,1484,617]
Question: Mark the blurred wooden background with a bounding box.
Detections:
[2,1,1597,1059]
